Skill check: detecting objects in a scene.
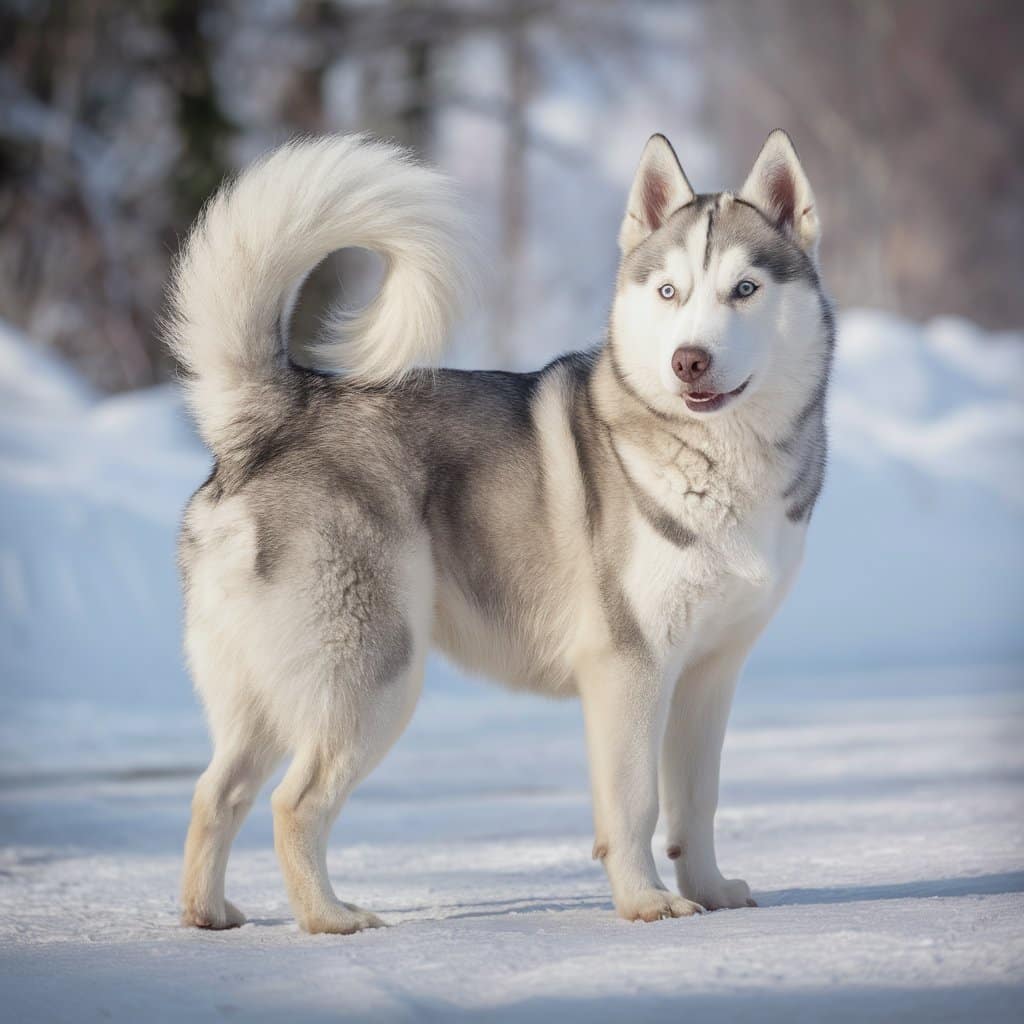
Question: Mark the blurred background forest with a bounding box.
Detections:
[1,0,1022,393]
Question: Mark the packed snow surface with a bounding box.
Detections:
[1,313,1022,1020]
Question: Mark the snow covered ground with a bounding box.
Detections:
[1,313,1022,1020]
[2,666,1022,1022]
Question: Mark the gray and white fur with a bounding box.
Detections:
[171,131,833,933]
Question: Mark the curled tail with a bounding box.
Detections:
[166,135,470,453]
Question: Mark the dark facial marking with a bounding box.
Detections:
[783,438,822,501]
[778,379,828,455]
[703,207,715,271]
[820,295,837,351]
[725,197,816,285]
[776,287,833,522]
[749,241,814,284]
[782,405,828,522]
[785,448,826,522]
[625,232,671,285]
[624,193,710,285]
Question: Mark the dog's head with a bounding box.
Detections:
[610,131,831,434]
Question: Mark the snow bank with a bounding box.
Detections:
[751,310,1024,676]
[832,311,1024,502]
[0,322,206,747]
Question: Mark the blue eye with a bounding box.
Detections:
[658,283,676,300]
[734,279,758,299]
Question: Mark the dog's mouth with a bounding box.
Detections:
[683,378,750,414]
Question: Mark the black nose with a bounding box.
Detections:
[672,346,712,384]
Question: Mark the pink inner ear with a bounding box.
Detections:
[766,163,796,229]
[641,170,670,230]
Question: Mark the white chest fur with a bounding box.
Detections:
[617,433,806,671]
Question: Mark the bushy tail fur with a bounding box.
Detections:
[167,135,470,454]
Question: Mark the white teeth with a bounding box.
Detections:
[687,394,717,402]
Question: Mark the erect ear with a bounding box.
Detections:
[619,134,695,255]
[740,130,820,254]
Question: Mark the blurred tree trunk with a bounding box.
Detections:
[402,24,433,157]
[494,16,533,367]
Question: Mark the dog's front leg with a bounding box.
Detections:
[580,655,703,922]
[659,639,757,911]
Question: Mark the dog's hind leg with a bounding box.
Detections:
[271,746,379,935]
[271,653,423,935]
[181,716,282,929]
[270,535,430,934]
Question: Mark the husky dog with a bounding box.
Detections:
[171,130,832,933]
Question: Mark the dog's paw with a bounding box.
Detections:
[181,897,246,930]
[616,889,704,923]
[685,876,756,911]
[299,901,386,935]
